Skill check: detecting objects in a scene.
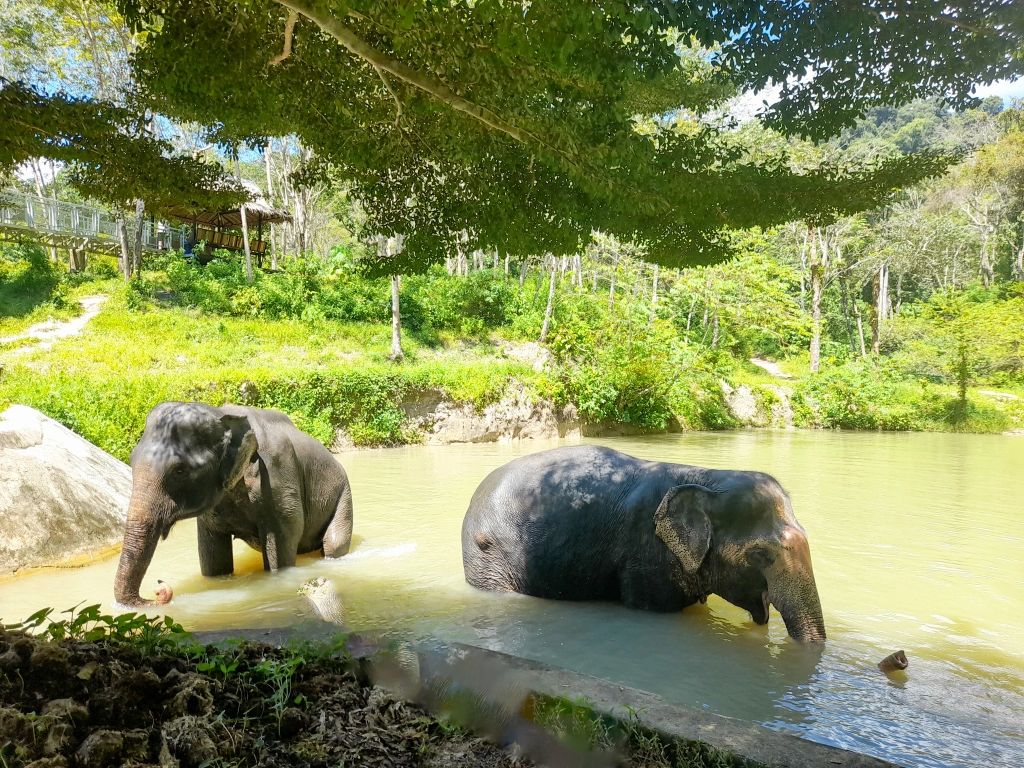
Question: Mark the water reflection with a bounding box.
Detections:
[2,431,1023,768]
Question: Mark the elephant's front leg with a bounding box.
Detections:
[198,521,234,577]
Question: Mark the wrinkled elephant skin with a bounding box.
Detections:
[462,446,825,642]
[114,402,353,606]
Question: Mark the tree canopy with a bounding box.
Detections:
[4,0,1024,267]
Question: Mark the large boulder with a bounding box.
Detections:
[0,405,130,575]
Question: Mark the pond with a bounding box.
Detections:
[3,431,1022,768]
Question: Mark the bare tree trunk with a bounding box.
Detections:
[270,224,278,270]
[539,262,557,343]
[1015,230,1024,283]
[711,308,719,349]
[391,274,404,359]
[838,274,856,354]
[649,265,659,325]
[519,257,528,288]
[264,140,275,199]
[870,271,881,355]
[980,229,994,289]
[117,215,131,282]
[809,231,823,373]
[504,253,509,280]
[132,199,145,277]
[853,299,867,358]
[608,251,619,310]
[235,159,253,282]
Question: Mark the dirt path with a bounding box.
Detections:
[0,295,107,356]
[749,358,793,379]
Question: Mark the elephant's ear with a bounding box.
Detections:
[220,413,258,490]
[654,485,713,575]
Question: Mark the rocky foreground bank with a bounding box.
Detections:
[0,622,757,768]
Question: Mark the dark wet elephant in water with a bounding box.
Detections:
[114,402,352,606]
[462,445,826,642]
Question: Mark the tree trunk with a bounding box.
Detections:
[711,308,720,349]
[808,231,823,373]
[391,274,404,359]
[838,274,856,354]
[132,199,145,278]
[608,251,619,310]
[870,271,881,355]
[979,229,994,290]
[240,205,253,281]
[533,261,544,306]
[504,253,509,280]
[1015,230,1024,283]
[117,215,131,282]
[234,159,253,281]
[519,257,528,288]
[649,265,659,325]
[539,263,557,343]
[853,299,867,358]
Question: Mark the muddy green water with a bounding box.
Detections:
[3,432,1023,768]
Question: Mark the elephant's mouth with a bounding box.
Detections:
[749,590,771,625]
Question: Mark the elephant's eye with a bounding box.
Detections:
[172,464,188,477]
[747,546,776,569]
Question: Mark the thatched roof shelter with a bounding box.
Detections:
[166,180,290,263]
[165,180,291,228]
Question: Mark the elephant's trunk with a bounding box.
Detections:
[113,470,173,607]
[766,527,826,643]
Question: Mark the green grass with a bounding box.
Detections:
[0,288,540,459]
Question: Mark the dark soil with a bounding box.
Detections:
[0,628,526,768]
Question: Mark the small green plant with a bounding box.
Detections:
[5,603,196,656]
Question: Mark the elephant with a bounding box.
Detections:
[113,401,353,606]
[461,445,826,642]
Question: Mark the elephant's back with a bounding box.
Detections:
[462,446,643,598]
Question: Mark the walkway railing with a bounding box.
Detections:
[0,190,190,255]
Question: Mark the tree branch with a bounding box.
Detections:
[269,11,298,66]
[372,63,403,126]
[271,0,575,168]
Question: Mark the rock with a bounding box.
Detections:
[162,716,218,768]
[165,674,214,718]
[720,382,794,428]
[299,577,346,625]
[24,758,68,768]
[401,385,581,445]
[41,698,89,726]
[30,643,70,677]
[278,707,305,739]
[76,730,124,768]
[0,405,131,575]
[878,650,909,673]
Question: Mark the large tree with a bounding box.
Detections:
[5,0,1023,266]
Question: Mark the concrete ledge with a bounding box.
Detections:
[194,626,899,768]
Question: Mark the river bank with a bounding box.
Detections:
[1,286,1022,463]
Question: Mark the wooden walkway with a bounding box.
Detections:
[0,191,189,256]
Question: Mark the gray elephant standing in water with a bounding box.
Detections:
[462,446,826,643]
[114,402,352,606]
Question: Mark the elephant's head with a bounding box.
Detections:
[654,473,826,643]
[113,402,257,606]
